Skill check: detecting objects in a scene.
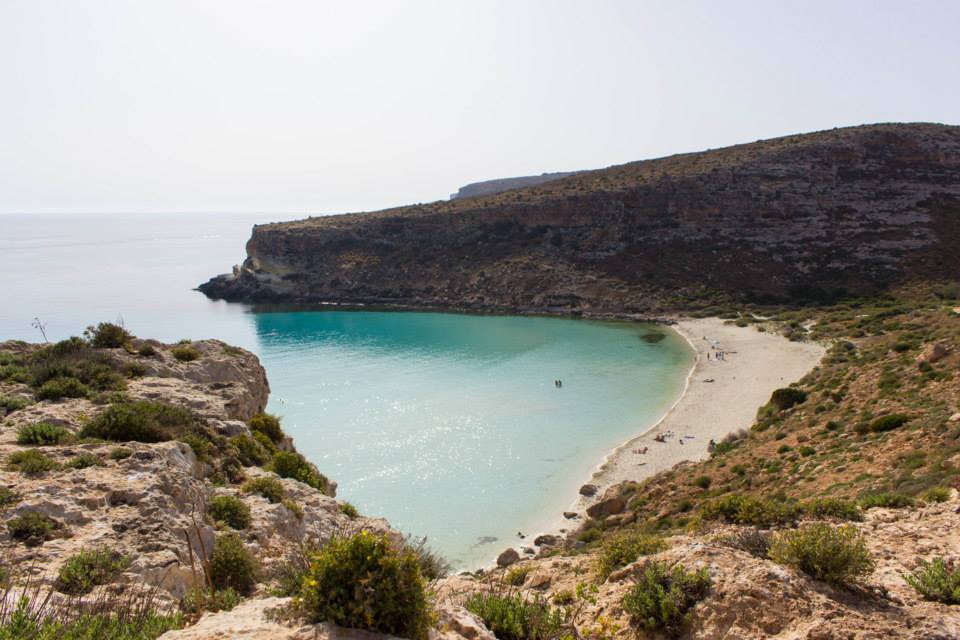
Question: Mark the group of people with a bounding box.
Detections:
[553,379,563,388]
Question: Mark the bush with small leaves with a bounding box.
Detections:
[7,449,60,475]
[622,561,711,638]
[870,413,910,433]
[339,502,359,519]
[79,400,199,442]
[8,511,64,546]
[55,548,131,595]
[0,395,31,413]
[552,590,575,605]
[692,475,712,489]
[770,387,808,411]
[208,495,251,530]
[769,523,874,586]
[406,536,451,580]
[242,476,285,503]
[66,453,105,469]
[208,532,259,595]
[300,531,431,640]
[271,451,328,492]
[171,345,201,362]
[137,343,157,357]
[715,527,770,558]
[248,413,285,444]
[84,323,133,348]
[282,498,304,520]
[801,498,862,521]
[0,487,19,507]
[905,557,960,604]
[921,487,951,503]
[504,565,531,586]
[231,434,271,467]
[596,531,667,580]
[109,446,134,460]
[36,376,91,400]
[699,494,800,528]
[464,592,568,640]
[16,422,72,445]
[859,492,915,509]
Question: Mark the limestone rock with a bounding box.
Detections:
[586,497,625,519]
[578,484,598,497]
[496,548,520,567]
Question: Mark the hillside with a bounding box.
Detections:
[200,123,960,313]
[450,171,581,200]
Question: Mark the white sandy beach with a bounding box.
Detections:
[524,317,826,548]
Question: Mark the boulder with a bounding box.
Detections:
[586,497,625,519]
[533,534,559,547]
[916,343,950,365]
[496,548,520,567]
[579,484,599,497]
[563,511,579,520]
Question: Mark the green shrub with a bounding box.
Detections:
[699,494,800,528]
[921,487,951,503]
[84,322,133,348]
[208,532,259,595]
[109,446,134,460]
[208,495,251,530]
[798,446,816,457]
[578,528,602,543]
[463,592,568,640]
[299,531,431,639]
[137,343,157,357]
[252,430,278,455]
[504,565,531,586]
[0,395,31,413]
[36,376,91,400]
[16,422,73,445]
[801,498,862,521]
[715,527,770,558]
[858,492,915,509]
[271,451,328,492]
[282,498,304,520]
[596,531,667,580]
[407,536,451,580]
[339,502,359,519]
[231,434,270,467]
[769,523,874,586]
[869,413,910,433]
[622,561,711,638]
[248,413,285,444]
[171,346,201,362]
[7,449,60,474]
[552,590,575,605]
[770,387,808,411]
[0,487,19,507]
[181,586,242,614]
[67,453,105,470]
[7,511,64,546]
[80,401,199,442]
[905,557,960,604]
[55,548,131,595]
[0,594,182,639]
[692,475,712,489]
[242,476,285,503]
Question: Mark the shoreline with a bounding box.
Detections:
[515,317,826,560]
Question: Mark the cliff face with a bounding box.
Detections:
[450,171,581,200]
[200,123,960,313]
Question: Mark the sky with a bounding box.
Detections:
[1,0,958,215]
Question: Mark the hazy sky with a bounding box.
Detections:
[2,1,958,214]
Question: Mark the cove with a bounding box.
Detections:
[254,310,694,568]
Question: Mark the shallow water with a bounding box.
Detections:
[0,213,693,567]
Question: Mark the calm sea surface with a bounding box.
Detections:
[0,213,693,567]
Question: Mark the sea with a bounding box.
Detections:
[0,212,694,568]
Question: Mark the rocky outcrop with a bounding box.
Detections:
[201,123,960,313]
[450,171,580,200]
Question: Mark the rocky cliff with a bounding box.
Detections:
[450,171,580,200]
[200,123,960,313]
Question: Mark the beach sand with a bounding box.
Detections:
[523,317,826,548]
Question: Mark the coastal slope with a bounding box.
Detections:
[200,123,960,313]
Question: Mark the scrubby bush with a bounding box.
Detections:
[231,434,271,467]
[16,422,72,445]
[66,453,105,469]
[339,502,359,519]
[299,531,431,639]
[171,345,201,362]
[801,498,862,521]
[137,343,157,357]
[7,511,64,546]
[208,495,251,530]
[208,532,259,595]
[858,492,915,509]
[55,548,131,595]
[715,527,770,558]
[36,376,91,400]
[248,413,285,444]
[699,494,800,528]
[84,322,133,348]
[7,449,60,474]
[0,487,19,507]
[252,430,278,455]
[283,498,304,520]
[242,476,285,503]
[406,536,451,580]
[622,561,711,638]
[552,589,575,606]
[271,451,328,492]
[905,557,960,604]
[596,531,667,580]
[769,523,874,586]
[0,395,31,413]
[463,592,568,640]
[692,475,712,489]
[504,565,531,586]
[79,400,199,442]
[109,446,134,460]
[921,487,951,503]
[0,593,183,638]
[869,413,910,433]
[770,387,808,411]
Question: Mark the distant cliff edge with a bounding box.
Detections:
[200,123,960,313]
[450,171,581,200]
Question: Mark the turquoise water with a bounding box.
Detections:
[0,213,693,567]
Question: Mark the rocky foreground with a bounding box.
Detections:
[200,123,960,313]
